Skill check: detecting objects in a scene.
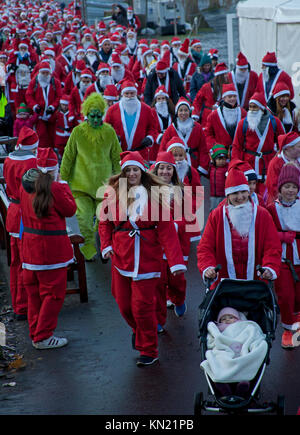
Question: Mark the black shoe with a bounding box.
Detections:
[136,355,159,367]
[132,333,136,350]
[14,313,27,321]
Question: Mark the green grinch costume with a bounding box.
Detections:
[60,93,122,260]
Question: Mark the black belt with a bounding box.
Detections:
[23,227,67,236]
[9,198,20,204]
[243,148,274,183]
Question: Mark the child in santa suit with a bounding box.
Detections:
[151,151,189,329]
[20,147,77,349]
[13,103,39,137]
[3,127,38,320]
[267,163,300,349]
[208,144,229,211]
[54,95,74,160]
[99,151,186,366]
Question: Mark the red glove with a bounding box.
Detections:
[278,231,296,244]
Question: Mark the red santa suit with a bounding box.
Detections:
[20,148,77,344]
[228,52,258,110]
[63,59,86,95]
[54,95,74,157]
[256,52,294,102]
[267,165,300,329]
[159,98,209,176]
[231,92,285,194]
[3,127,38,316]
[197,170,282,288]
[54,42,75,86]
[68,84,86,125]
[25,63,62,148]
[266,132,300,205]
[105,82,158,162]
[98,151,186,360]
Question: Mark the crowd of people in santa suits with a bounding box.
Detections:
[2,0,300,366]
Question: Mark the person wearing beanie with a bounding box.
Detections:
[208,143,229,211]
[98,150,186,366]
[228,52,258,110]
[13,103,39,137]
[256,52,294,103]
[60,93,122,261]
[190,53,214,103]
[19,147,77,349]
[105,81,158,163]
[197,168,282,288]
[231,91,285,196]
[201,306,268,397]
[193,62,230,128]
[3,127,39,320]
[267,163,300,349]
[266,132,300,204]
[205,83,247,156]
[159,97,210,177]
[267,81,298,134]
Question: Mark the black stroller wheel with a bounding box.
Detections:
[194,392,204,416]
[276,395,285,415]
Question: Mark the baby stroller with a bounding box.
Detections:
[194,266,285,415]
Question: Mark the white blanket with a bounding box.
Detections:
[200,320,268,383]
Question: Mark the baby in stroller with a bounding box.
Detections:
[200,306,268,398]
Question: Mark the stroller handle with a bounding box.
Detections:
[205,264,222,292]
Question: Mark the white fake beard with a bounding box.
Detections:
[37,73,51,88]
[279,200,300,231]
[235,68,248,84]
[16,73,30,87]
[176,159,189,181]
[99,75,113,88]
[282,107,293,125]
[48,58,55,72]
[86,54,97,64]
[79,82,90,93]
[173,47,179,57]
[155,101,169,118]
[262,68,269,82]
[111,65,125,82]
[227,201,253,237]
[77,53,85,60]
[127,185,148,222]
[223,106,238,126]
[121,96,139,115]
[247,109,263,131]
[127,37,136,50]
[177,118,193,136]
[178,58,186,69]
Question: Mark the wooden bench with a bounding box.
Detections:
[0,154,88,303]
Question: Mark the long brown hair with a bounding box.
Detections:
[32,172,53,218]
[213,74,229,102]
[276,97,291,121]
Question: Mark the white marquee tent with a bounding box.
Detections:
[237,0,300,107]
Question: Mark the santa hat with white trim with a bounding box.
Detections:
[110,53,122,67]
[104,84,119,101]
[249,92,266,111]
[273,81,290,99]
[154,85,169,99]
[38,61,51,73]
[62,40,74,53]
[278,131,300,152]
[155,151,176,168]
[175,97,191,114]
[16,126,39,150]
[120,150,146,172]
[214,62,229,77]
[86,44,97,53]
[96,62,110,76]
[37,147,58,174]
[236,52,248,69]
[227,159,257,181]
[60,94,69,105]
[191,39,202,48]
[166,137,186,153]
[178,38,190,57]
[262,51,277,67]
[225,169,250,196]
[222,83,237,98]
[120,80,137,95]
[80,68,93,79]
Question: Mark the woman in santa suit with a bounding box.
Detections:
[205,83,247,156]
[197,168,282,288]
[98,151,187,366]
[20,148,77,349]
[267,81,299,134]
[159,97,210,177]
[267,163,300,349]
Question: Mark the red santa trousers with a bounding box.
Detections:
[36,119,56,148]
[156,259,186,326]
[111,267,159,358]
[10,237,27,315]
[275,264,300,327]
[22,267,67,343]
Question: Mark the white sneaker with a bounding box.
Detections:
[166,300,174,308]
[32,335,68,349]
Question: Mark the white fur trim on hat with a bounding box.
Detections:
[121,86,137,95]
[37,163,58,173]
[222,90,238,98]
[273,89,290,99]
[167,143,186,152]
[214,68,229,77]
[60,99,69,105]
[18,140,39,150]
[283,136,300,149]
[121,160,145,171]
[249,99,265,111]
[225,184,250,196]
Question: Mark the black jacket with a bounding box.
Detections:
[144,68,186,106]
